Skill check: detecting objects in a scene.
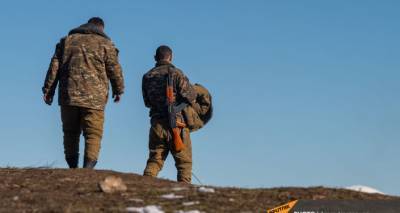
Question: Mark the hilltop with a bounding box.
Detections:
[0,168,398,212]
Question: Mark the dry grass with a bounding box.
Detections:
[0,168,398,212]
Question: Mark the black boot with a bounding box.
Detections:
[83,158,97,169]
[66,156,78,169]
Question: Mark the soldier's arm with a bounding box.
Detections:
[42,40,63,98]
[142,75,151,108]
[105,43,125,96]
[175,70,196,104]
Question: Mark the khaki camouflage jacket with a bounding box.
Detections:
[142,61,196,118]
[42,23,125,110]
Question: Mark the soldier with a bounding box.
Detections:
[142,45,196,183]
[42,17,125,169]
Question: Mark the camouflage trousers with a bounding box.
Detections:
[61,105,104,165]
[143,118,192,183]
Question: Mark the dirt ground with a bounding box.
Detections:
[0,168,398,212]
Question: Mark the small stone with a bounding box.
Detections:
[98,176,127,193]
[13,196,19,201]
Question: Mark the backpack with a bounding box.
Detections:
[183,84,213,132]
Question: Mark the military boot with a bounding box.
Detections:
[83,158,97,169]
[66,156,78,169]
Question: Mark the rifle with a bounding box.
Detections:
[166,67,187,152]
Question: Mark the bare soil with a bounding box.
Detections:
[0,168,398,212]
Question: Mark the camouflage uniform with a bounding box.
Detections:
[42,23,124,167]
[142,61,196,183]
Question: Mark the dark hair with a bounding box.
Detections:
[155,45,172,61]
[88,17,104,28]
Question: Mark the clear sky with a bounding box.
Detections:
[0,0,399,195]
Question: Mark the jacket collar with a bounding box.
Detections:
[68,23,110,40]
[155,60,174,67]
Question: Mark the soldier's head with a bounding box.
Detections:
[88,17,105,31]
[155,45,173,63]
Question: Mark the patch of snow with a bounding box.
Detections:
[126,205,164,213]
[172,187,188,191]
[182,201,200,206]
[176,211,201,213]
[129,198,144,202]
[345,185,384,194]
[198,186,215,193]
[160,193,184,199]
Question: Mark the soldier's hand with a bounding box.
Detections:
[113,94,121,103]
[43,94,53,105]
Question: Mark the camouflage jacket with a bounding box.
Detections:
[142,61,196,118]
[42,23,125,110]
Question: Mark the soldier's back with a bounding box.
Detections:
[142,65,169,115]
[57,25,121,110]
[143,62,195,117]
[62,34,110,72]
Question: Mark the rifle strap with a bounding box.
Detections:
[167,65,175,93]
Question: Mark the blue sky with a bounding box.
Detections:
[0,1,399,195]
